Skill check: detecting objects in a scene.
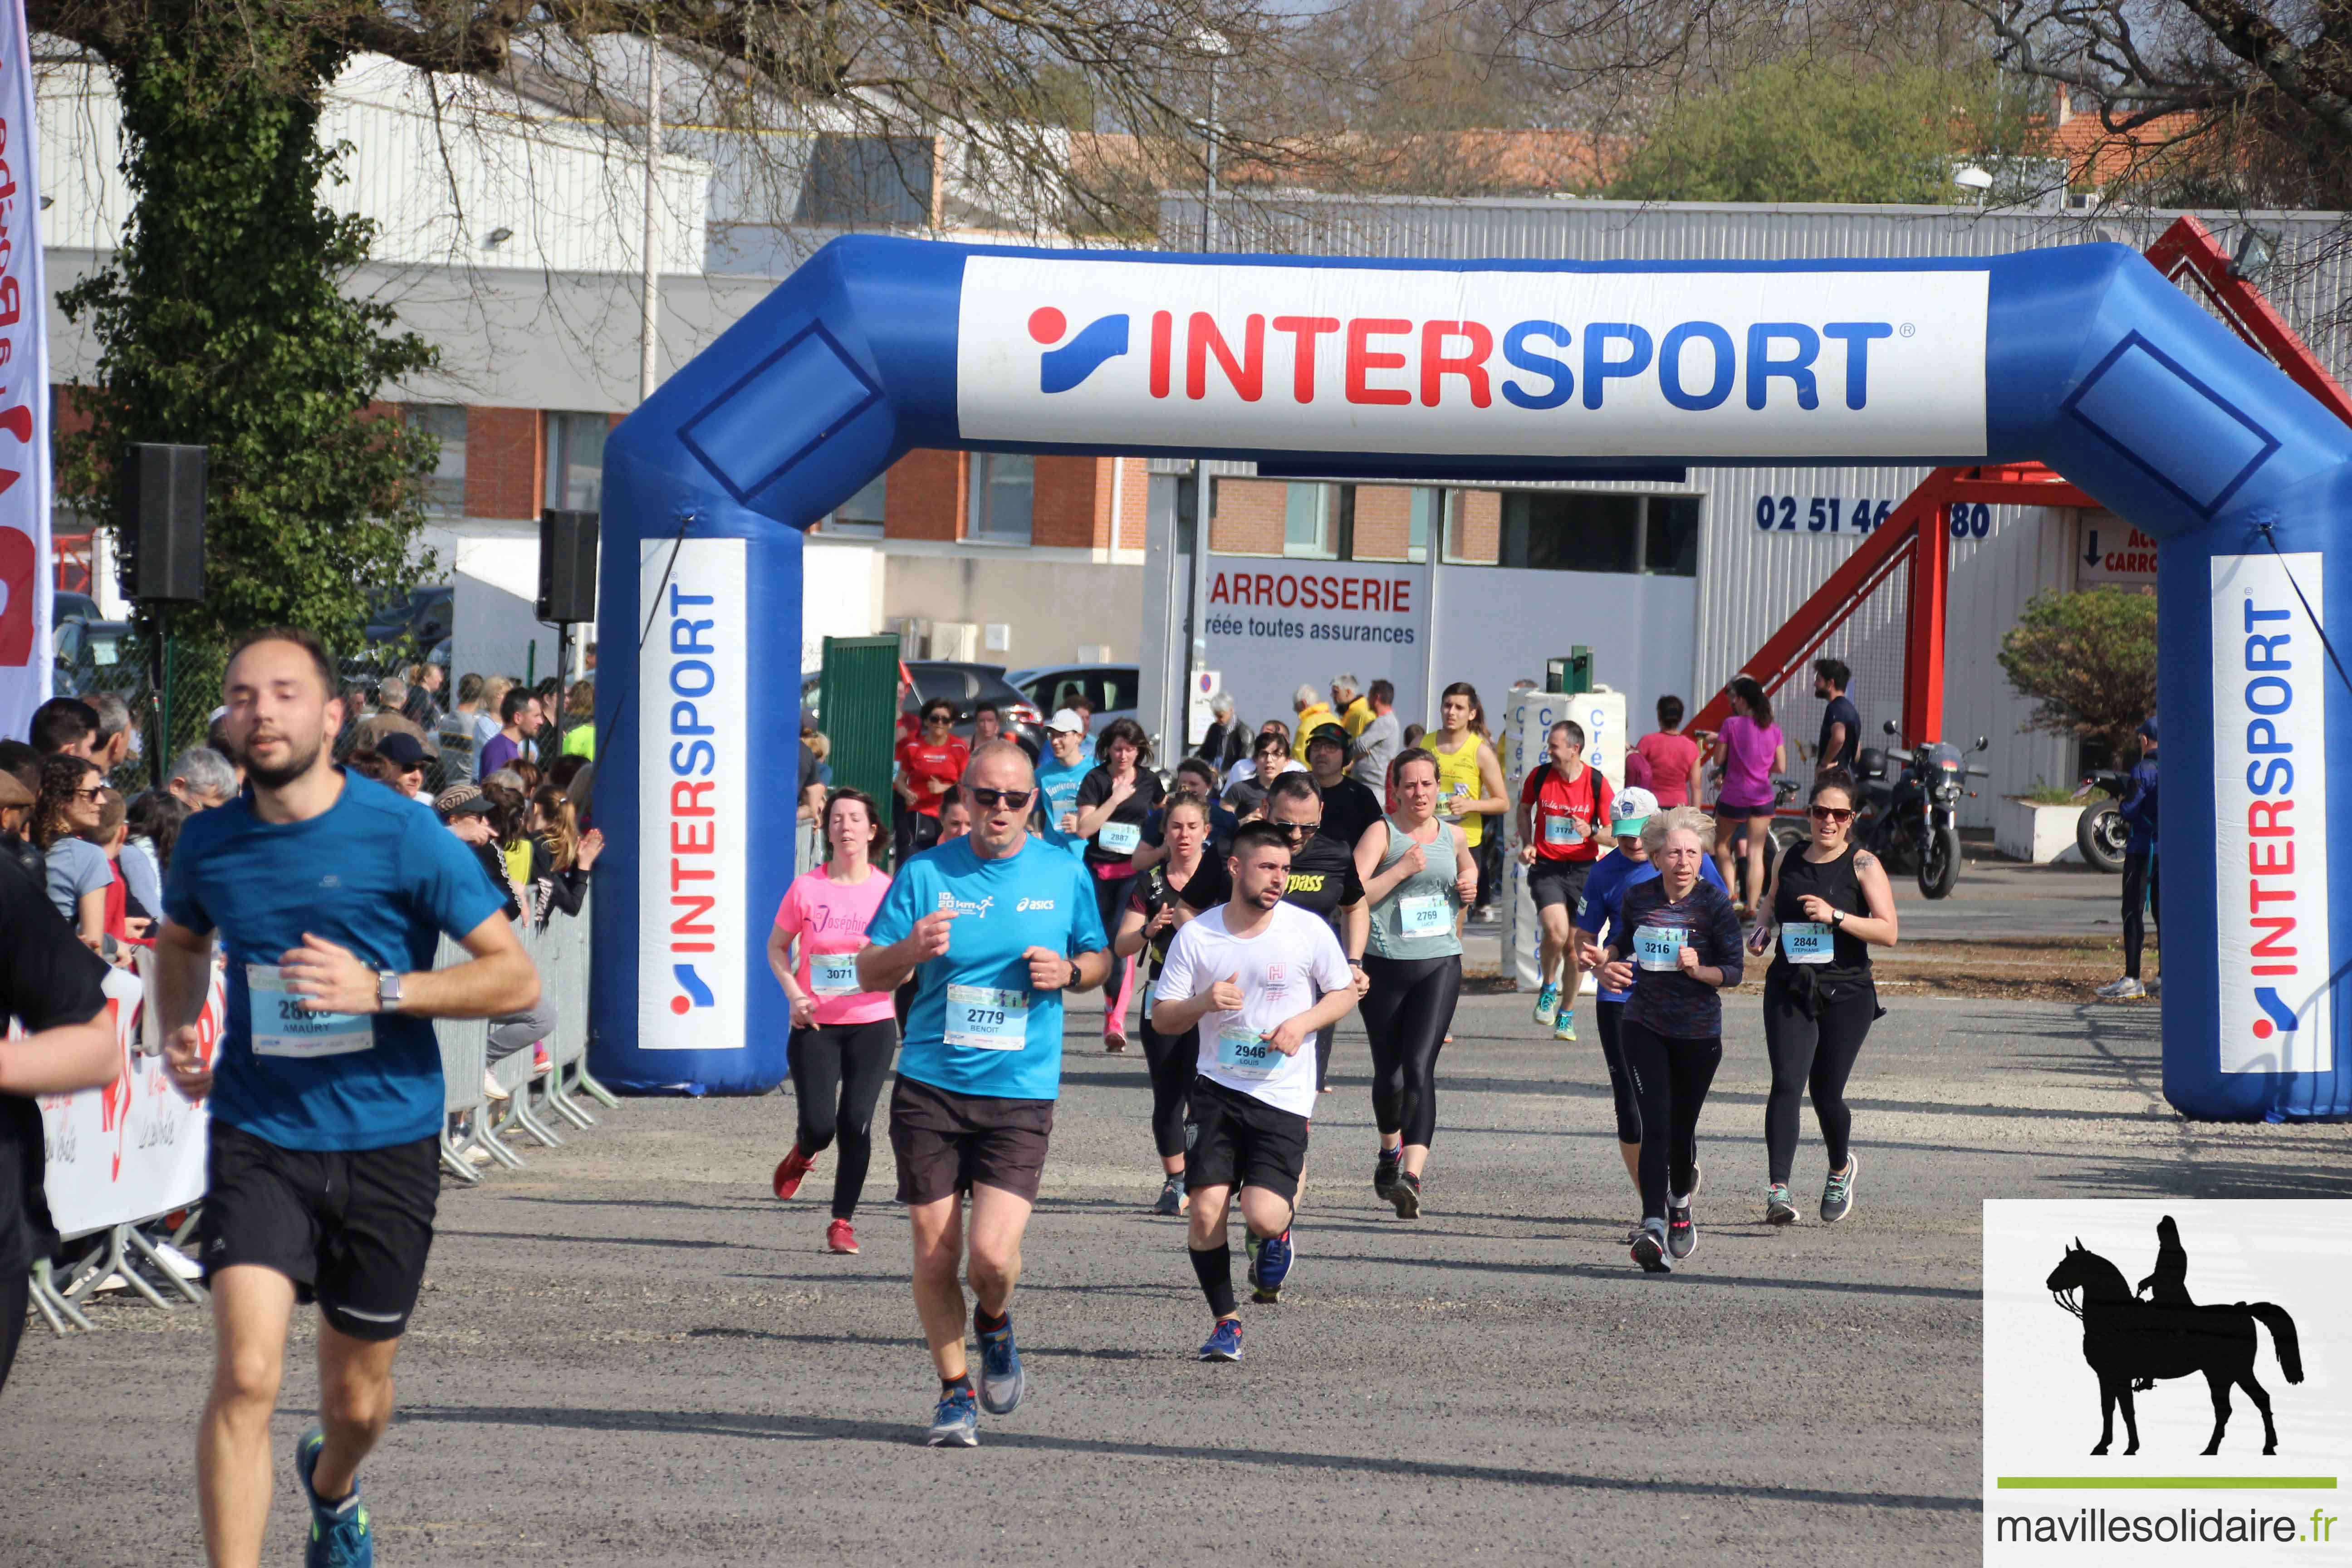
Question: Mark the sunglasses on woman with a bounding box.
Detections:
[1809,804,1854,823]
[967,787,1033,808]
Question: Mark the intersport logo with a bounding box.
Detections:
[960,256,1991,460]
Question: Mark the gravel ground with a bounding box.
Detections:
[7,987,2346,1567]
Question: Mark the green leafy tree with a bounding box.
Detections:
[56,27,440,662]
[1997,586,2159,760]
[1612,60,2035,204]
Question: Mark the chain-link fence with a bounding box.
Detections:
[60,632,500,799]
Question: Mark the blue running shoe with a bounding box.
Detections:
[1532,982,1560,1026]
[926,1386,980,1447]
[294,1427,372,1568]
[976,1322,1025,1415]
[1197,1318,1245,1362]
[1250,1228,1294,1303]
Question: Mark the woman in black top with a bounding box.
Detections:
[1745,771,1898,1226]
[1597,805,1744,1273]
[1073,717,1165,1052]
[1112,795,1230,1215]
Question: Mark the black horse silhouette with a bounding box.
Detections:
[2046,1237,2303,1456]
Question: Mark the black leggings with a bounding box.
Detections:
[1140,1014,1198,1161]
[1617,1018,1722,1223]
[788,1019,899,1220]
[1314,1024,1337,1093]
[0,1266,25,1396]
[1761,968,1878,1186]
[1360,953,1462,1147]
[1593,999,1641,1145]
[2122,851,2159,979]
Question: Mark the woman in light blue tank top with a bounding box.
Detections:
[1348,748,1478,1218]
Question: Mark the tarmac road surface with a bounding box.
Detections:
[6,988,2342,1567]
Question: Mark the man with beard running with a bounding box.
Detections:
[1151,822,1357,1361]
[858,742,1112,1447]
[157,629,539,1568]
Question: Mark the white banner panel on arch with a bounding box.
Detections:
[2210,551,2331,1074]
[958,258,1990,460]
[0,0,50,741]
[1198,554,1429,741]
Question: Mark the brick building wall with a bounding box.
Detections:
[1352,485,1414,559]
[1209,477,1288,554]
[1031,454,1101,548]
[1451,489,1502,564]
[1115,457,1150,549]
[885,448,963,541]
[465,407,541,520]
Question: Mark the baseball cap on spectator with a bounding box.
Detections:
[1611,784,1660,839]
[375,731,430,771]
[1045,708,1087,735]
[1304,723,1352,760]
[434,783,494,819]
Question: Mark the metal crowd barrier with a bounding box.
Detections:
[438,891,615,1181]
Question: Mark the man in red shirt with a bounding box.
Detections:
[893,699,969,863]
[1516,718,1614,1043]
[1632,695,1704,810]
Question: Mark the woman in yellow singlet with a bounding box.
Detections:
[1429,682,1508,934]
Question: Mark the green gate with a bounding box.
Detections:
[817,634,902,858]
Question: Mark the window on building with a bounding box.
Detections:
[1644,495,1703,577]
[968,452,1034,543]
[404,405,467,514]
[1408,487,1436,564]
[1284,482,1343,559]
[544,412,608,513]
[824,473,887,536]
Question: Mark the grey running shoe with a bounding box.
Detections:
[1821,1155,1858,1224]
[1630,1219,1671,1274]
[1765,1183,1798,1225]
[1153,1175,1186,1216]
[1391,1169,1422,1220]
[1666,1202,1696,1260]
[926,1387,979,1447]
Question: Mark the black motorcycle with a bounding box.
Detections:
[2073,769,2132,873]
[1854,721,1992,899]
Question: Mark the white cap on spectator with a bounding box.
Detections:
[1611,785,1660,838]
[1045,708,1087,735]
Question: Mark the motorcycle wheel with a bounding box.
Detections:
[1918,826,1961,899]
[2076,804,2127,873]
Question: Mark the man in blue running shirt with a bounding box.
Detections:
[157,629,540,1568]
[860,741,1112,1446]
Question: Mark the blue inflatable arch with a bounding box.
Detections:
[590,235,2352,1122]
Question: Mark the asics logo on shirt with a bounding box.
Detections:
[1015,897,1057,912]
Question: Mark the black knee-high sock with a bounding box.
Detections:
[1189,1243,1235,1317]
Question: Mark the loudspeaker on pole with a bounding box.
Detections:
[119,443,207,603]
[538,508,599,623]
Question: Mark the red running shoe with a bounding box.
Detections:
[826,1218,859,1254]
[772,1145,818,1202]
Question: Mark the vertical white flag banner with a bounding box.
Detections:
[0,0,47,740]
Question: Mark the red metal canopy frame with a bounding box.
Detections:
[1686,215,2352,745]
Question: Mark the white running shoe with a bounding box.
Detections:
[2099,977,2147,1001]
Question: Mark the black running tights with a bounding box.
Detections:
[0,1267,25,1396]
[1140,1015,1198,1160]
[1360,953,1462,1148]
[1761,971,1877,1186]
[1617,1018,1722,1223]
[788,1019,899,1220]
[2122,851,2159,980]
[1593,999,1641,1146]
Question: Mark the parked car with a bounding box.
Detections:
[800,661,1045,754]
[1006,663,1140,739]
[53,590,101,627]
[53,618,135,698]
[363,583,454,649]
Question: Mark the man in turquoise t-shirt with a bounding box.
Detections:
[1031,707,1093,861]
[861,741,1111,1448]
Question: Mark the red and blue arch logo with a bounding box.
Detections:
[671,962,714,1016]
[1030,307,1129,393]
[2250,986,2300,1042]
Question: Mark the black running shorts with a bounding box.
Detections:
[1183,1077,1310,1204]
[199,1120,439,1342]
[1527,858,1594,913]
[889,1074,1056,1205]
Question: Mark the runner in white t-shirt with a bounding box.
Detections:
[1150,821,1357,1362]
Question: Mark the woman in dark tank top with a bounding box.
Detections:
[1745,772,1899,1227]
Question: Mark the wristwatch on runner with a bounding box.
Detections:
[377,970,405,1012]
[1065,957,1081,990]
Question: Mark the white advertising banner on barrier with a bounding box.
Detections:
[959,258,1990,459]
[0,0,50,741]
[1199,555,1428,741]
[637,536,750,1049]
[36,957,222,1240]
[2211,552,2332,1074]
